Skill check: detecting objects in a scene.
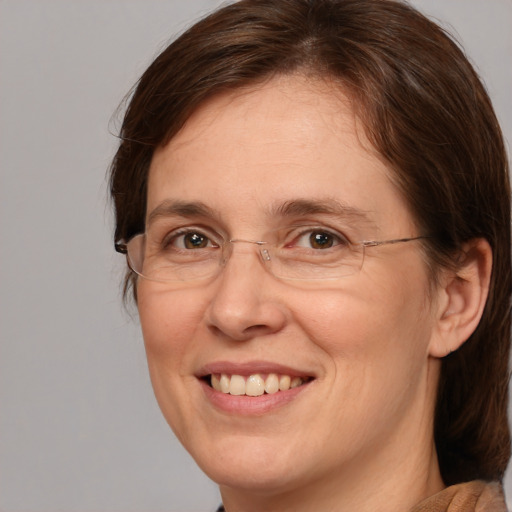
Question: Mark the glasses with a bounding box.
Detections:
[115,225,429,284]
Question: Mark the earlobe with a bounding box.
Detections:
[428,238,492,358]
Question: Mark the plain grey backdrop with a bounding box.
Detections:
[0,1,510,511]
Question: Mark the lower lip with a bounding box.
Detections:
[200,379,311,415]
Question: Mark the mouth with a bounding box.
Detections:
[197,363,316,414]
[201,373,313,397]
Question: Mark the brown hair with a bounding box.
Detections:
[109,0,511,484]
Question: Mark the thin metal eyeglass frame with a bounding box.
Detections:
[114,234,430,282]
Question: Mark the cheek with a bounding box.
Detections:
[294,273,435,436]
[293,267,434,377]
[136,285,211,439]
[137,284,207,371]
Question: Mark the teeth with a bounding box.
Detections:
[290,377,303,388]
[229,375,246,396]
[220,374,230,393]
[246,374,265,396]
[264,373,279,394]
[211,374,221,391]
[210,373,308,396]
[279,375,291,391]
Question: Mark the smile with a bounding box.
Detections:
[209,373,311,396]
[198,364,316,414]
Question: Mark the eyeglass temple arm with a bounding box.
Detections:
[362,235,430,248]
[113,238,267,256]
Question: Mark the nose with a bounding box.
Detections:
[205,244,287,341]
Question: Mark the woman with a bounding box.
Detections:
[110,0,510,510]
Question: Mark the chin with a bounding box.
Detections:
[186,432,312,492]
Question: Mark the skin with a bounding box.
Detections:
[136,75,489,512]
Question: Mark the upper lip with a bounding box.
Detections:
[196,360,315,378]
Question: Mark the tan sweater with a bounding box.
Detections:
[411,481,507,512]
[216,480,508,511]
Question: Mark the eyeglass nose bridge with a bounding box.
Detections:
[229,238,268,245]
[223,238,272,266]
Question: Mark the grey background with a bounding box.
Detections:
[0,1,510,511]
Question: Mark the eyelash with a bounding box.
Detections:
[286,228,350,250]
[160,226,350,251]
[162,228,219,250]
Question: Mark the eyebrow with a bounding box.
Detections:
[146,200,218,226]
[269,198,376,228]
[146,198,376,229]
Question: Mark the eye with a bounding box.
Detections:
[292,229,348,250]
[164,229,218,250]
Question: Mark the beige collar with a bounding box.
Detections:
[410,481,507,512]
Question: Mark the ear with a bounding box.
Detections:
[428,238,492,358]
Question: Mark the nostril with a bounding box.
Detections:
[243,324,268,333]
[238,325,271,339]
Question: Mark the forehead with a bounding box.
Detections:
[146,75,415,235]
[152,75,366,172]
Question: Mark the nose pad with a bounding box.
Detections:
[261,248,271,261]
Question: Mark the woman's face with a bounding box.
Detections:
[137,76,442,495]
